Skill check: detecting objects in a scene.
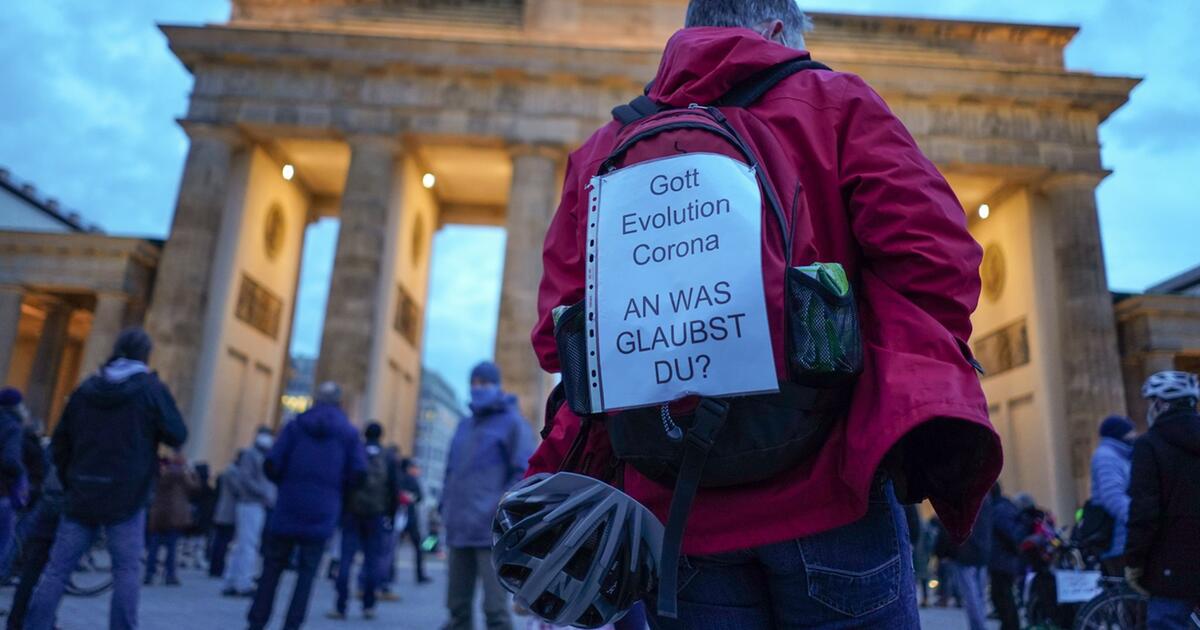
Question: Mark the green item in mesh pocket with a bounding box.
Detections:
[786,262,863,383]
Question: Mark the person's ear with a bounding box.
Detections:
[766,19,786,43]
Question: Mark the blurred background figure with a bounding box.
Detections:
[0,388,29,579]
[930,516,960,608]
[145,452,198,586]
[24,327,188,630]
[442,361,532,630]
[247,381,365,630]
[1088,414,1135,576]
[398,458,429,584]
[988,484,1023,630]
[208,458,238,579]
[221,426,276,598]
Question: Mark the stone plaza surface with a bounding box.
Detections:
[4,555,991,630]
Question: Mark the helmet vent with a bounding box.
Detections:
[564,523,607,580]
[498,563,532,589]
[524,521,569,559]
[532,592,565,619]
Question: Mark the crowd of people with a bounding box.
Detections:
[906,370,1200,630]
[0,329,533,630]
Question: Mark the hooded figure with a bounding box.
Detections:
[441,362,533,630]
[51,327,187,525]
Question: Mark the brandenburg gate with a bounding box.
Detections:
[144,0,1135,521]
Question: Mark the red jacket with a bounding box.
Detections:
[528,27,1002,555]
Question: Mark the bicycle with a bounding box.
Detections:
[1072,577,1146,630]
[0,516,114,598]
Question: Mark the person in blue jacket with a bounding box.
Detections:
[1089,414,1135,574]
[441,361,533,630]
[247,382,366,630]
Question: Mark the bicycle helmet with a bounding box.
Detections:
[492,472,663,629]
[1141,370,1200,401]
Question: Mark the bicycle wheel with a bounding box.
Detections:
[1073,587,1146,630]
[65,534,114,597]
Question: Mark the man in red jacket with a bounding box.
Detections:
[528,1,1001,627]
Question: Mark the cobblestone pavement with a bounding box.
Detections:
[2,554,989,630]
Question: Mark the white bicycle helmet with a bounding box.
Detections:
[1141,370,1200,401]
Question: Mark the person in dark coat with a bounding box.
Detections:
[145,453,198,585]
[931,516,960,608]
[954,493,993,630]
[988,484,1023,630]
[6,456,63,630]
[25,327,188,630]
[208,465,239,578]
[0,388,28,578]
[247,382,366,630]
[1125,371,1200,627]
[442,361,532,630]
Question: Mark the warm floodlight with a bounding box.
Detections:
[282,164,295,181]
[422,173,436,189]
[978,203,990,219]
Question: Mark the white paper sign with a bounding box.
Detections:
[585,153,778,411]
[1054,570,1102,604]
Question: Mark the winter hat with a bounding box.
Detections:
[1099,414,1135,440]
[315,381,342,405]
[0,387,21,408]
[365,421,383,442]
[470,361,502,386]
[109,327,152,363]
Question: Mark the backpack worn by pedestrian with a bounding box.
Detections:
[348,449,391,517]
[1072,499,1115,557]
[546,58,864,618]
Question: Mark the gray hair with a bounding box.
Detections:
[685,0,813,47]
[314,381,342,406]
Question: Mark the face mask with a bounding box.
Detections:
[470,384,501,408]
[255,433,274,450]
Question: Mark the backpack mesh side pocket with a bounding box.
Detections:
[786,263,863,385]
[553,300,592,415]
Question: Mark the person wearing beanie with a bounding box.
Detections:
[25,327,187,630]
[442,361,532,630]
[1089,414,1136,573]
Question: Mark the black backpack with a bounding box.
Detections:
[1073,499,1116,554]
[349,449,391,517]
[551,58,861,618]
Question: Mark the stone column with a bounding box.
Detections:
[78,292,128,381]
[25,300,72,422]
[496,145,564,428]
[1036,173,1127,498]
[144,123,244,416]
[316,136,402,421]
[0,286,23,386]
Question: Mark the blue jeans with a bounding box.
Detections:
[336,514,387,612]
[247,534,325,630]
[145,531,181,582]
[1147,597,1196,630]
[647,479,918,629]
[24,509,146,630]
[954,565,988,630]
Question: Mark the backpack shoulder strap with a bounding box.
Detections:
[612,94,663,127]
[715,58,831,108]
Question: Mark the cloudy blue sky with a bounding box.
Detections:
[2,1,1197,401]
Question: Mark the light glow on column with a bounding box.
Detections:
[422,172,436,189]
[282,164,295,181]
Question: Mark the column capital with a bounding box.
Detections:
[344,134,404,157]
[177,120,248,148]
[1037,169,1110,195]
[507,142,567,162]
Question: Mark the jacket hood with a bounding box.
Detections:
[297,402,346,438]
[469,391,518,417]
[77,371,153,408]
[1153,410,1200,455]
[648,27,811,107]
[1098,436,1134,459]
